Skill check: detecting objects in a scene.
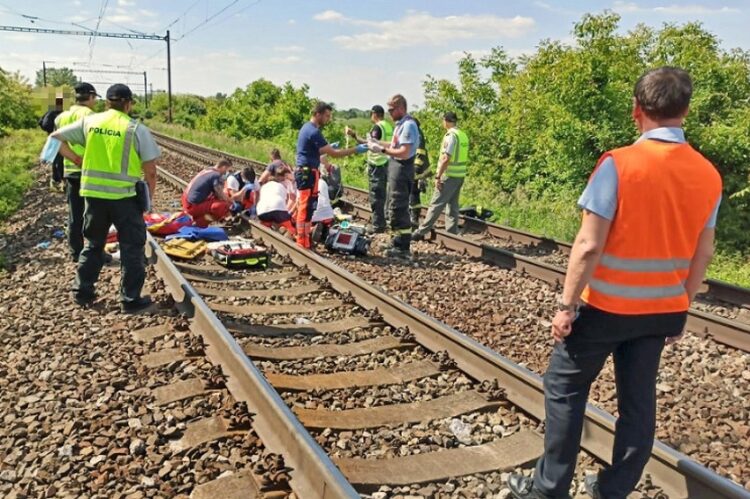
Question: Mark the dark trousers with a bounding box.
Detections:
[65,177,85,261]
[74,196,146,304]
[387,157,414,251]
[534,306,685,499]
[409,179,424,229]
[368,163,388,231]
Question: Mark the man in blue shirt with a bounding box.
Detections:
[368,94,420,257]
[294,101,366,248]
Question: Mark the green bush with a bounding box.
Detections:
[0,68,36,137]
[0,130,45,220]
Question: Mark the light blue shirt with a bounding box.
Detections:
[578,127,720,228]
[392,115,419,159]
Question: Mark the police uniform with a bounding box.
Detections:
[53,84,160,310]
[55,83,98,261]
[413,126,469,237]
[367,119,393,232]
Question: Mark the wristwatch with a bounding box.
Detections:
[557,300,578,313]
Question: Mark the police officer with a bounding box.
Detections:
[54,82,99,262]
[51,84,160,313]
[412,112,468,239]
[294,101,366,249]
[346,105,394,233]
[507,67,722,499]
[409,117,431,229]
[367,94,420,258]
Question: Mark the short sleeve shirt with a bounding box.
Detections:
[441,132,457,156]
[186,169,223,204]
[578,127,720,228]
[391,116,419,159]
[296,122,327,168]
[265,159,290,176]
[369,124,382,141]
[53,113,161,163]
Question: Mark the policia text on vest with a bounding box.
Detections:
[50,84,161,313]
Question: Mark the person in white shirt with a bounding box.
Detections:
[257,173,296,236]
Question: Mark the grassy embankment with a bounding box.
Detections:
[149,122,750,287]
[0,129,47,268]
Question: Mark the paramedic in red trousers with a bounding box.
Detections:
[508,67,722,499]
[294,101,367,248]
[182,159,233,227]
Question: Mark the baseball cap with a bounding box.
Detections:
[371,104,385,115]
[75,82,100,98]
[443,111,458,123]
[106,83,133,101]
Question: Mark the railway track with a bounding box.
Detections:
[146,159,749,497]
[151,131,750,354]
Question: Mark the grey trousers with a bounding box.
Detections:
[414,176,464,236]
[533,306,684,499]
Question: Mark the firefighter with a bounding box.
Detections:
[367,94,420,258]
[410,117,431,229]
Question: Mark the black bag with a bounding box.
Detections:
[38,110,61,135]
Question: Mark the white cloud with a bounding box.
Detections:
[288,19,296,25]
[316,11,535,51]
[313,10,345,22]
[274,45,305,53]
[269,55,302,64]
[612,1,739,14]
[3,33,37,43]
[118,0,135,6]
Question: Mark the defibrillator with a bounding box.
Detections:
[324,221,370,256]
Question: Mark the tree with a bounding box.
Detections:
[35,67,78,87]
[0,68,35,136]
[419,12,750,252]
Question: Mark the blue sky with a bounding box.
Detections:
[1,1,748,109]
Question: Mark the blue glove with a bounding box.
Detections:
[330,142,340,150]
[355,143,368,154]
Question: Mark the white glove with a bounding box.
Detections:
[367,139,385,154]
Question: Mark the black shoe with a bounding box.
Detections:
[507,474,547,499]
[73,293,96,307]
[366,225,386,235]
[383,247,411,259]
[411,232,425,242]
[122,295,154,314]
[311,223,325,244]
[584,474,602,498]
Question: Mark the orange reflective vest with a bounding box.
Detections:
[580,139,722,315]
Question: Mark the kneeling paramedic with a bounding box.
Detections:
[225,166,257,216]
[294,101,366,249]
[182,159,233,227]
[51,83,160,313]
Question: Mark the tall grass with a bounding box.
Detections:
[0,129,45,221]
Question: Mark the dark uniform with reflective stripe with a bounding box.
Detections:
[387,115,418,252]
[409,122,430,228]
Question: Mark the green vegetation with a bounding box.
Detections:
[34,66,78,88]
[0,130,45,221]
[143,13,749,286]
[0,68,36,137]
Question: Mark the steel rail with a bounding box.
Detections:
[245,219,749,499]
[147,174,359,499]
[155,161,749,498]
[151,130,750,309]
[153,132,750,351]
